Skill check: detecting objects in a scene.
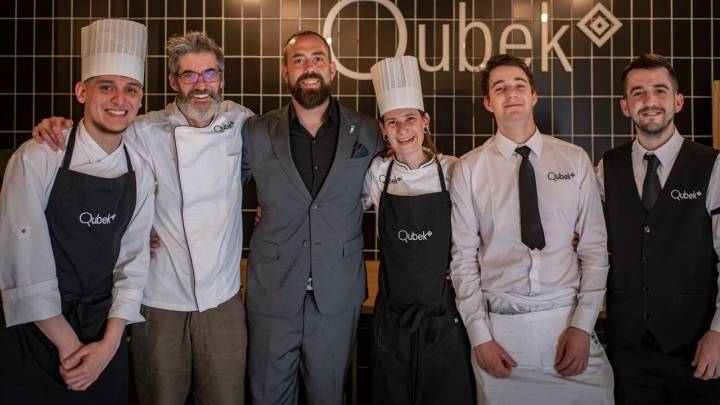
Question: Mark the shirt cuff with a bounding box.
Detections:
[1,279,62,327]
[109,288,145,325]
[466,318,494,348]
[710,309,720,333]
[570,304,599,335]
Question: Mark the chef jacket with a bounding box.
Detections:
[0,120,155,326]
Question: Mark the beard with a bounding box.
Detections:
[176,88,223,123]
[632,106,674,136]
[288,72,332,109]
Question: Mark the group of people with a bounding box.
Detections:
[0,16,718,405]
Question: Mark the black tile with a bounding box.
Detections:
[146,95,166,114]
[243,95,260,115]
[91,0,109,17]
[632,20,652,56]
[110,0,127,18]
[17,20,33,55]
[261,19,280,56]
[206,0,223,17]
[653,0,671,17]
[0,20,14,54]
[262,0,280,17]
[148,0,164,17]
[593,98,611,134]
[0,96,13,130]
[378,20,398,58]
[358,59,375,96]
[535,97,551,134]
[434,135,453,156]
[493,0,511,18]
[0,58,13,93]
[474,100,494,135]
[634,0,652,18]
[0,1,14,18]
[243,20,260,55]
[0,133,13,150]
[187,0,203,17]
[53,95,71,118]
[146,57,165,94]
[553,59,572,96]
[166,0,182,17]
[357,0,375,18]
[301,0,319,18]
[593,136,613,164]
[53,19,70,55]
[553,98,572,135]
[53,57,70,92]
[573,97,592,135]
[673,58,691,94]
[333,19,358,59]
[672,0,691,18]
[16,95,33,130]
[652,20,671,56]
[695,136,713,147]
[572,26,591,57]
[261,59,281,94]
[224,20,242,55]
[36,57,52,93]
[242,57,260,94]
[674,98,692,132]
[435,98,453,134]
[147,19,166,56]
[455,135,475,156]
[54,0,71,17]
[716,21,720,61]
[17,0,32,17]
[454,98,473,134]
[611,0,630,18]
[357,95,376,118]
[72,56,81,86]
[129,0,145,18]
[185,20,204,33]
[693,0,711,18]
[205,20,223,48]
[166,19,184,40]
[35,95,52,125]
[593,58,611,96]
[693,21,711,58]
[573,136,592,159]
[359,20,376,57]
[694,60,712,97]
[73,0,90,17]
[613,58,632,97]
[16,57,32,93]
[693,98,712,135]
[613,98,633,135]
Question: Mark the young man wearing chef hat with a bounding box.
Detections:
[0,19,155,404]
[450,54,614,404]
[30,31,253,405]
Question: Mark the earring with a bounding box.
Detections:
[382,135,389,142]
[423,126,430,135]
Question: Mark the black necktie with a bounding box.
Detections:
[642,154,661,211]
[515,146,546,250]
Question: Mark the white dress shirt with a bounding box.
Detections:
[128,101,253,312]
[450,130,609,347]
[596,130,720,332]
[362,152,457,210]
[0,121,156,327]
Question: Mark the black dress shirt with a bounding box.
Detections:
[289,98,340,198]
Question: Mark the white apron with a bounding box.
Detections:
[473,300,614,405]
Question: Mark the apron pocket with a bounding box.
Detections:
[489,313,535,367]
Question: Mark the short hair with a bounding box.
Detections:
[620,53,679,96]
[282,30,332,66]
[166,31,224,75]
[480,54,535,97]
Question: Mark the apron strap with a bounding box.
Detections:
[122,144,133,172]
[382,159,395,194]
[61,126,79,170]
[435,158,447,192]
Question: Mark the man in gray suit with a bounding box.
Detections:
[241,31,383,405]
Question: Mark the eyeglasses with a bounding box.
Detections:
[176,69,222,84]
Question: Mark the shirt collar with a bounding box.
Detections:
[289,97,339,127]
[76,119,124,159]
[632,129,683,168]
[494,128,543,160]
[393,148,437,171]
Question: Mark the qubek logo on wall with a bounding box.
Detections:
[322,0,623,80]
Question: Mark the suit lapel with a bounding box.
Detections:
[270,105,313,200]
[315,105,358,200]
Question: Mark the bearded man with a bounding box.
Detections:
[240,31,384,405]
[31,31,254,405]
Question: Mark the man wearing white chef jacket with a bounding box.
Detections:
[0,19,155,404]
[450,54,614,404]
[30,31,253,405]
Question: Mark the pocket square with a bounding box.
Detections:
[351,143,369,158]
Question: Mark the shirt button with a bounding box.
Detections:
[644,225,652,234]
[311,203,318,210]
[313,165,319,171]
[643,314,653,321]
[303,240,310,247]
[643,256,651,264]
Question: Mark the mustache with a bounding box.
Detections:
[295,72,325,84]
[638,106,665,114]
[186,89,221,100]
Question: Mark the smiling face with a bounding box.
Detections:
[75,75,143,135]
[380,108,430,161]
[281,34,336,109]
[169,51,224,124]
[620,67,683,139]
[483,65,538,128]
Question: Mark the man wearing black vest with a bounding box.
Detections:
[598,53,720,404]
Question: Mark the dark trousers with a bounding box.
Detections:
[608,332,720,405]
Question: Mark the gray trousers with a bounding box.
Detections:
[130,293,247,405]
[248,292,361,405]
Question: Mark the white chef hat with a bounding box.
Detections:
[370,55,424,116]
[81,19,147,85]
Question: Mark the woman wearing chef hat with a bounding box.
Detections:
[362,55,475,404]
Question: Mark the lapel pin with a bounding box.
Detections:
[349,124,356,135]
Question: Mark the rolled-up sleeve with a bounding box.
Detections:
[450,157,492,347]
[571,153,609,334]
[109,158,155,324]
[0,145,62,327]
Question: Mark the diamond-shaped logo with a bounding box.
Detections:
[577,3,623,47]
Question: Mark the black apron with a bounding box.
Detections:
[0,126,135,405]
[371,159,475,405]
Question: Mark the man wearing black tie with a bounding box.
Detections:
[598,54,720,404]
[450,54,613,404]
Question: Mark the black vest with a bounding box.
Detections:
[604,140,718,353]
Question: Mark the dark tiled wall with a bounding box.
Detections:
[1,0,718,258]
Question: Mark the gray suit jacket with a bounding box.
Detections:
[242,102,383,316]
